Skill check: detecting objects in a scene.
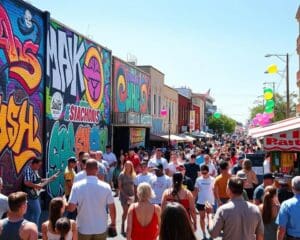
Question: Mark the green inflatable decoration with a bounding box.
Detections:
[264,88,273,93]
[265,105,274,113]
[265,100,275,108]
[213,112,221,119]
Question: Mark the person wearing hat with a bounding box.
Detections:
[134,160,155,195]
[176,164,194,192]
[253,173,275,205]
[277,176,300,240]
[150,163,171,206]
[236,172,249,201]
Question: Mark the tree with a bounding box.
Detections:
[207,114,236,135]
[249,92,298,122]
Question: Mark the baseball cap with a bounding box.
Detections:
[237,172,247,180]
[263,173,275,180]
[176,164,185,171]
[68,157,76,163]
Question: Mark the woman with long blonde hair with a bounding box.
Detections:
[119,160,136,236]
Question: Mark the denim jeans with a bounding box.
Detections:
[25,198,41,226]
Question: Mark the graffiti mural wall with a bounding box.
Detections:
[113,58,150,114]
[0,0,46,194]
[46,19,111,197]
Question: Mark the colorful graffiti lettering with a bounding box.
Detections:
[47,26,85,96]
[47,121,75,197]
[46,20,111,196]
[0,5,42,95]
[0,95,42,174]
[114,58,150,114]
[47,122,108,197]
[83,47,104,109]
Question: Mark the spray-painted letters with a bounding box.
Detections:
[0,0,45,194]
[46,20,111,197]
[113,58,150,114]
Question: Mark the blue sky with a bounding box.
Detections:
[29,0,299,123]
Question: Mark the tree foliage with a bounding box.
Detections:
[207,114,236,135]
[249,92,298,122]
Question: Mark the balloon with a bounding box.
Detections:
[264,92,273,100]
[252,118,259,125]
[160,109,167,117]
[266,64,278,74]
[265,105,274,113]
[265,99,275,108]
[263,88,273,93]
[213,112,221,119]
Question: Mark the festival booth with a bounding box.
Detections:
[248,117,300,181]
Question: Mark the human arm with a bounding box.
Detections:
[19,222,38,240]
[251,171,258,185]
[126,204,134,240]
[108,203,116,226]
[71,220,78,240]
[66,186,77,212]
[207,207,224,238]
[41,222,48,240]
[255,211,264,240]
[213,180,222,206]
[161,189,169,210]
[277,226,286,240]
[155,204,161,232]
[187,190,197,231]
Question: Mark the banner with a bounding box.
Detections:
[189,110,195,132]
[264,129,300,151]
[129,128,146,148]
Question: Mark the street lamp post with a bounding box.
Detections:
[265,53,290,118]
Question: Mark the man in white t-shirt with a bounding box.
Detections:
[194,164,215,239]
[102,145,117,188]
[150,163,172,205]
[134,161,155,187]
[67,159,116,239]
[148,148,169,175]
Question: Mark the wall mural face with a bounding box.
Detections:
[113,58,150,114]
[46,20,111,197]
[0,0,45,194]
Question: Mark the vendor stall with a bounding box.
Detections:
[248,117,300,177]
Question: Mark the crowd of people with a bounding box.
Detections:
[0,140,299,240]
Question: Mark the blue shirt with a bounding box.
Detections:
[276,194,300,237]
[196,155,204,165]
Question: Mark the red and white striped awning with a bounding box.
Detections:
[248,117,300,138]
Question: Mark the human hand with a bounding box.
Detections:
[205,202,213,214]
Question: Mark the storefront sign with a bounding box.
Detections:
[141,114,152,126]
[129,128,146,148]
[264,129,300,151]
[189,110,195,132]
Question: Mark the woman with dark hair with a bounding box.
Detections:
[259,186,280,240]
[159,202,196,240]
[161,172,196,230]
[237,159,258,200]
[42,198,77,240]
[55,217,71,240]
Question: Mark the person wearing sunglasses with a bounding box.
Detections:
[194,164,215,240]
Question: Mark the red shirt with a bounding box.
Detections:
[127,154,141,173]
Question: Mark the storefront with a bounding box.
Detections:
[248,117,300,178]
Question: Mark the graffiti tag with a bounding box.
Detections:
[0,95,42,173]
[0,5,42,94]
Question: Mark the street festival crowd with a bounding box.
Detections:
[0,138,300,240]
